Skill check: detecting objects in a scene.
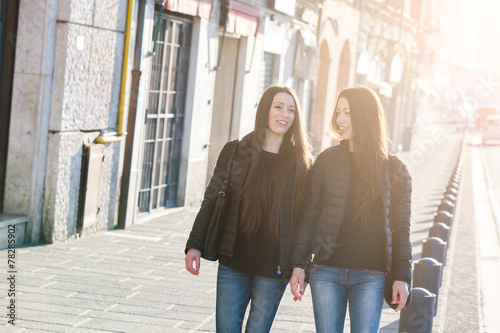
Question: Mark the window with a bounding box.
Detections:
[260,52,279,95]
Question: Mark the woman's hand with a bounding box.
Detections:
[290,267,308,301]
[185,249,201,275]
[391,280,409,312]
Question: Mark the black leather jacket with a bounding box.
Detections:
[291,141,412,282]
[185,132,300,272]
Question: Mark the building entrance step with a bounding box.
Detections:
[0,213,28,249]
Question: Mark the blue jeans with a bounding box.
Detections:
[216,264,288,333]
[309,264,385,333]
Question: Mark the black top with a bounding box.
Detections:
[320,152,386,272]
[219,150,281,278]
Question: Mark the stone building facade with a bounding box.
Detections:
[0,0,429,248]
[0,0,126,248]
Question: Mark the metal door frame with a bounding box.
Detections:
[137,13,191,214]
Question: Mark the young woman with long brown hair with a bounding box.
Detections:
[289,85,412,332]
[185,84,312,332]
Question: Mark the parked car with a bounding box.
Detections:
[481,115,500,144]
[476,106,499,128]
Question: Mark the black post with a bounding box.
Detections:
[413,257,442,316]
[399,287,436,333]
[429,222,451,245]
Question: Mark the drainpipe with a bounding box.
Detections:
[117,0,147,228]
[95,0,135,143]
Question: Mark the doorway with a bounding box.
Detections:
[0,0,19,211]
[137,14,191,213]
[207,36,240,179]
[311,40,331,153]
[337,40,351,92]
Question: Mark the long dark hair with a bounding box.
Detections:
[239,85,312,239]
[330,85,389,226]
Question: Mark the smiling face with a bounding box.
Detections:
[336,97,353,144]
[267,92,296,138]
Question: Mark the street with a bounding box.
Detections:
[441,131,500,333]
[479,140,500,213]
[472,134,500,332]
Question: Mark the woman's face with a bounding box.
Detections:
[336,97,353,142]
[267,92,296,137]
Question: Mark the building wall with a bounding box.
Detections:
[326,1,359,92]
[121,0,154,224]
[235,3,322,142]
[230,35,260,140]
[3,0,58,244]
[235,33,265,139]
[121,0,223,218]
[3,0,426,244]
[4,0,127,243]
[184,0,322,207]
[314,0,360,152]
[44,0,125,242]
[181,13,221,208]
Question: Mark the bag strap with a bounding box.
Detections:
[225,140,239,181]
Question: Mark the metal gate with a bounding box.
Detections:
[138,15,191,213]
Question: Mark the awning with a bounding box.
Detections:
[164,0,213,19]
[226,0,259,37]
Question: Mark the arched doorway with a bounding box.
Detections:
[311,40,331,153]
[336,40,351,93]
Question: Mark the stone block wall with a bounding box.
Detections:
[50,4,125,131]
[42,132,83,243]
[44,0,126,242]
[5,0,127,244]
[4,0,59,244]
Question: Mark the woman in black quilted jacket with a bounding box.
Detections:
[185,85,312,332]
[289,85,412,333]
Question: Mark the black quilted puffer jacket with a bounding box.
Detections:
[185,132,299,273]
[291,141,412,282]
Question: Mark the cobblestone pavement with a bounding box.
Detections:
[0,124,478,332]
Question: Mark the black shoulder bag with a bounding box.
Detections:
[202,141,238,261]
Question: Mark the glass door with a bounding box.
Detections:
[138,14,191,213]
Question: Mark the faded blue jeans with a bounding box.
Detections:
[309,264,386,333]
[216,264,288,333]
